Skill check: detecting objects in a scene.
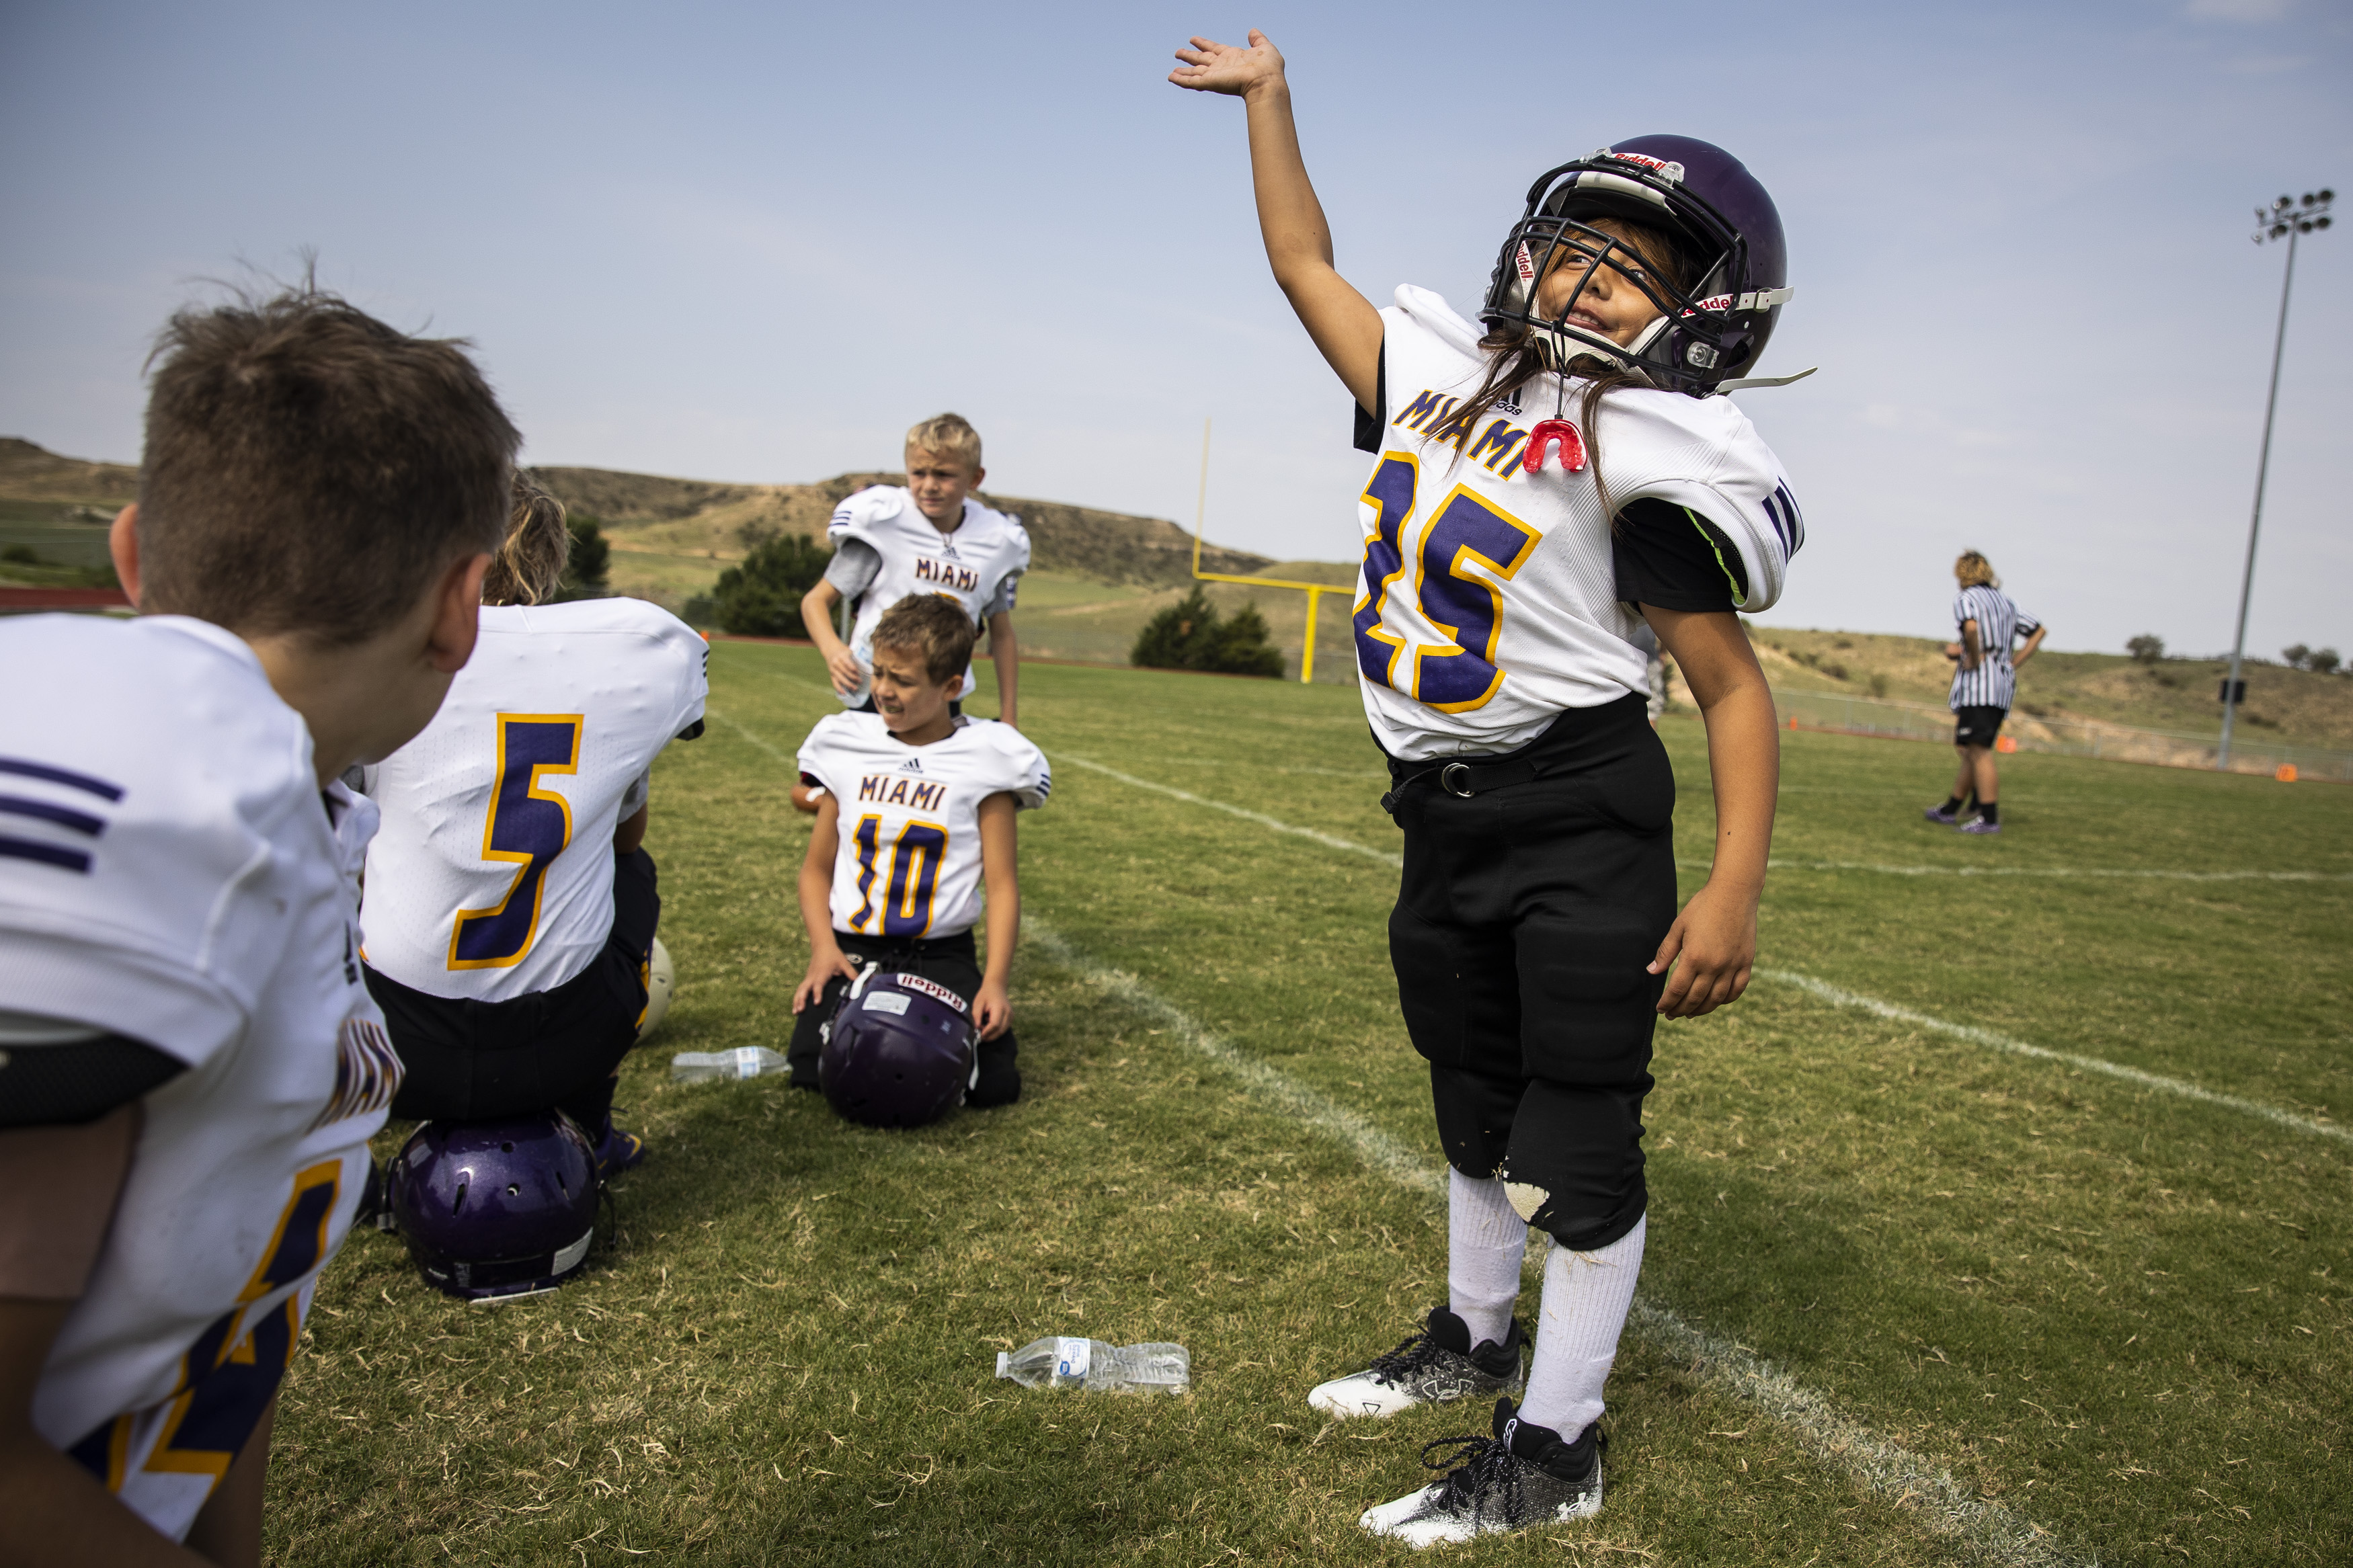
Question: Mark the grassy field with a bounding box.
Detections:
[270,644,2352,1566]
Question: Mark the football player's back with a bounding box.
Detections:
[0,285,518,1558]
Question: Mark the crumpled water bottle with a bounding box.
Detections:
[994,1337,1190,1395]
[670,1046,787,1083]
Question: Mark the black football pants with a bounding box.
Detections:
[371,848,659,1134]
[1385,696,1675,1251]
[785,927,1019,1108]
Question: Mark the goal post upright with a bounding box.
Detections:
[1189,417,1343,684]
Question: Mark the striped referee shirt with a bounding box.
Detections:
[1949,585,2041,710]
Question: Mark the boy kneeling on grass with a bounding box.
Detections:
[787,593,1049,1110]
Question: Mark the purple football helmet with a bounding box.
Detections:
[1480,135,1791,395]
[389,1112,600,1301]
[819,964,978,1128]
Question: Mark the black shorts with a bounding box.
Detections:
[1953,705,2007,748]
[1382,695,1674,1250]
[786,926,1019,1107]
[370,848,659,1128]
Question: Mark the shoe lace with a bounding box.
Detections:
[1416,1433,1524,1516]
[1364,1329,1449,1384]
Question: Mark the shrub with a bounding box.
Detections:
[558,514,611,601]
[1131,585,1285,678]
[711,533,832,639]
[2311,648,2342,676]
[1,544,36,565]
[2282,643,2311,670]
[2126,634,2165,665]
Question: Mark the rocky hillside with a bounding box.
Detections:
[526,465,1275,587]
[0,438,139,506]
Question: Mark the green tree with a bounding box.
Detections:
[1131,585,1285,678]
[711,533,833,639]
[2126,634,2165,665]
[559,514,612,601]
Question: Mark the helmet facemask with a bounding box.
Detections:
[1481,148,1788,397]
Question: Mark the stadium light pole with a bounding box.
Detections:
[2219,188,2333,770]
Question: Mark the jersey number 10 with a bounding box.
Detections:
[847,815,947,939]
[1353,453,1542,712]
[450,714,584,970]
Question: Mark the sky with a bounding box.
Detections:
[3,0,2348,658]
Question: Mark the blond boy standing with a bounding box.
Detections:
[793,415,1027,813]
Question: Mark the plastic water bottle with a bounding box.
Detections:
[994,1337,1190,1395]
[670,1046,788,1083]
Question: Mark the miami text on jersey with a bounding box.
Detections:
[859,774,947,811]
[1392,389,1530,479]
[912,556,980,593]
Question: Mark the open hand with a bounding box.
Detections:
[1647,881,1758,1019]
[793,948,862,1014]
[1168,29,1285,96]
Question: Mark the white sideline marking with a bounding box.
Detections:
[1064,755,2341,1149]
[1029,922,2075,1568]
[1059,754,1403,868]
[1761,968,2350,1147]
[708,708,797,764]
[1710,858,2353,884]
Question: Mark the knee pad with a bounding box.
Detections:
[1496,1077,1650,1251]
[1429,1064,1523,1180]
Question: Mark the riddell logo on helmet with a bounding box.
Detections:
[1514,242,1536,282]
[1599,149,1685,182]
[1690,294,1736,313]
[893,973,969,1015]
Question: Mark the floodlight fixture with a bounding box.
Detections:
[2221,186,2333,769]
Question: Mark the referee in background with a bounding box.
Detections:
[1926,551,2045,835]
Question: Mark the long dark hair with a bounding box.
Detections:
[1441,217,1697,523]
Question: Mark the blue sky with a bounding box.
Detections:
[3,1,2347,657]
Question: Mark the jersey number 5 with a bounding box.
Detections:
[450,714,584,969]
[1352,455,1542,711]
[847,815,947,938]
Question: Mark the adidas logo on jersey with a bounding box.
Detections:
[900,757,924,772]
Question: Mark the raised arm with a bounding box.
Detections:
[1169,31,1382,411]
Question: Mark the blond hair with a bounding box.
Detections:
[1954,551,1998,589]
[481,473,571,606]
[904,411,982,472]
[872,592,978,686]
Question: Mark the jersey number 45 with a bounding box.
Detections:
[1353,454,1541,712]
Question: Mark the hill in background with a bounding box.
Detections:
[7,439,2349,748]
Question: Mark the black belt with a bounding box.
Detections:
[1380,754,1542,811]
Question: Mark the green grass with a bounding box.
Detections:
[270,645,2353,1565]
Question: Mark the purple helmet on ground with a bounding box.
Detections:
[820,964,978,1129]
[389,1112,600,1302]
[1480,135,1792,396]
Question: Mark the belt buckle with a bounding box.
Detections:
[1441,762,1476,798]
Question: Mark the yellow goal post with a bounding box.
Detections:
[1188,419,1346,684]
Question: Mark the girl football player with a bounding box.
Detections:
[1172,30,1801,1545]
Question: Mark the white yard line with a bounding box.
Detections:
[1066,755,2342,1149]
[1760,968,2349,1146]
[1721,858,2353,884]
[707,707,799,764]
[1058,754,1404,868]
[1029,922,2077,1568]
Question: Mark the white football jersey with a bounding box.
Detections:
[828,486,1031,704]
[1355,286,1801,760]
[0,614,398,1543]
[796,713,1049,939]
[358,598,707,999]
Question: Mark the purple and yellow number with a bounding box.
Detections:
[69,1161,341,1499]
[1352,454,1420,690]
[881,823,947,938]
[846,815,949,937]
[449,714,583,970]
[1408,487,1542,710]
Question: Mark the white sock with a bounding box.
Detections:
[1517,1216,1646,1437]
[1447,1169,1528,1350]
